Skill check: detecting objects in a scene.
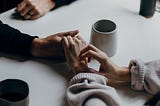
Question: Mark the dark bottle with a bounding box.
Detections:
[139,0,156,18]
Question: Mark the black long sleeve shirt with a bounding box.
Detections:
[54,0,77,8]
[0,20,37,56]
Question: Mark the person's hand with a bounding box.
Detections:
[31,30,79,60]
[79,44,130,85]
[62,35,88,75]
[17,0,55,20]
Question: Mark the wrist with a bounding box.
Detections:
[116,66,131,83]
[31,38,43,57]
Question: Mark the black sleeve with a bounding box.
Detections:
[0,20,38,56]
[54,0,77,8]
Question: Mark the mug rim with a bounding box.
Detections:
[92,19,117,35]
[0,79,29,103]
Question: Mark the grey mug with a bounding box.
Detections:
[90,19,117,57]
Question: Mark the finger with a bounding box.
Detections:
[62,30,79,37]
[76,35,85,42]
[62,37,70,60]
[62,37,69,49]
[24,14,31,20]
[62,37,70,63]
[80,50,98,61]
[80,49,105,64]
[68,30,79,36]
[67,36,75,48]
[19,4,33,16]
[30,13,41,20]
[76,35,87,46]
[73,37,81,44]
[28,8,36,16]
[80,44,99,56]
[17,0,28,12]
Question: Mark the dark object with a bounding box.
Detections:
[0,79,29,106]
[0,0,22,14]
[139,0,156,18]
[0,92,26,102]
[145,91,160,106]
[0,20,38,57]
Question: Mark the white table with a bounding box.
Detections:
[1,0,160,105]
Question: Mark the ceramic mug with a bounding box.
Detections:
[90,19,117,57]
[139,0,160,18]
[0,79,29,106]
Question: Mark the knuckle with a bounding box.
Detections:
[71,43,75,48]
[88,44,92,48]
[88,50,92,54]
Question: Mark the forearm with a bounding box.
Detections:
[116,66,131,83]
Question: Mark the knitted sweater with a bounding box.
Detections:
[66,59,160,106]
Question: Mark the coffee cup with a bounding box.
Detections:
[0,79,29,106]
[90,19,117,57]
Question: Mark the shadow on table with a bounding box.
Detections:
[30,58,72,106]
[10,11,24,20]
[32,57,73,80]
[0,52,72,80]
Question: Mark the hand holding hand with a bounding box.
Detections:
[62,35,88,75]
[17,0,55,20]
[31,30,79,60]
[79,44,130,85]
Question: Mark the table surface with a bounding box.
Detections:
[1,0,160,106]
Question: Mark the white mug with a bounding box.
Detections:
[90,19,117,57]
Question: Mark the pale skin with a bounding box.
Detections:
[79,44,131,85]
[17,0,55,20]
[31,30,79,59]
[62,35,131,86]
[62,35,88,74]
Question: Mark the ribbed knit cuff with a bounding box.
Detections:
[129,59,145,91]
[69,73,108,86]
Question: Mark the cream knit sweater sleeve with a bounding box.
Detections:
[66,73,122,106]
[129,59,160,94]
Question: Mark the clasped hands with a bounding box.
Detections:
[62,35,131,86]
[31,29,130,86]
